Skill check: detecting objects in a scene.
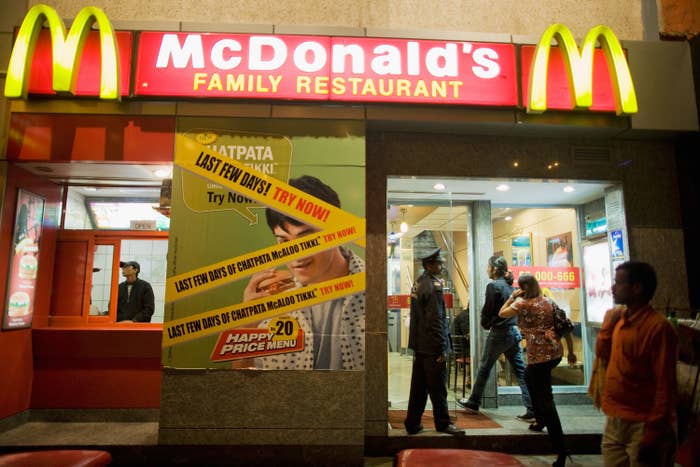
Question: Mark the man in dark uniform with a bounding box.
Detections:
[117,261,155,322]
[404,249,465,436]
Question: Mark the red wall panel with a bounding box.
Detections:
[31,328,162,408]
[0,165,61,419]
[7,114,175,162]
[50,241,89,317]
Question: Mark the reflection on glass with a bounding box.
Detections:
[91,245,114,315]
[89,201,169,230]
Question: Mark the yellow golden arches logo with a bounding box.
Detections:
[527,24,638,116]
[4,4,120,100]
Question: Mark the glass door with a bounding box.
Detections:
[386,197,472,409]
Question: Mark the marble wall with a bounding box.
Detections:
[27,0,646,40]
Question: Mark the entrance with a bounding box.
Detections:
[387,176,623,412]
[386,201,471,409]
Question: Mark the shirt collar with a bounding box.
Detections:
[621,304,654,325]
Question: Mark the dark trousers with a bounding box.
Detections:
[525,358,566,455]
[404,353,451,431]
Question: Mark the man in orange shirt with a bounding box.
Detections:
[595,261,678,466]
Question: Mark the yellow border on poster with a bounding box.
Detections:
[165,221,363,302]
[163,272,365,347]
[175,134,365,247]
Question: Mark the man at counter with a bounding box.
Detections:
[117,261,155,323]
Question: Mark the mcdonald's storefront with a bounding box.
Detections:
[0,4,697,464]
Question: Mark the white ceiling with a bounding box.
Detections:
[387,176,613,237]
[16,162,172,198]
[388,176,612,206]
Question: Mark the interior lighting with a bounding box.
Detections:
[496,184,510,191]
[154,168,172,178]
[505,216,513,221]
[399,208,408,233]
[433,183,446,191]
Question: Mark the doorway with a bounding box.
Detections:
[386,201,472,409]
[387,176,621,412]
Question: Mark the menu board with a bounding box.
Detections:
[3,189,45,330]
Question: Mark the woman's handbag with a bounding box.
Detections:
[548,298,574,338]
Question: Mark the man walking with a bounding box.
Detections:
[595,261,678,466]
[404,248,465,436]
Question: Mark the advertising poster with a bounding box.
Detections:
[582,241,613,325]
[511,235,531,266]
[546,232,573,267]
[162,118,365,371]
[609,229,625,259]
[510,266,580,289]
[3,189,45,330]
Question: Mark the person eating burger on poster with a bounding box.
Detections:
[238,175,365,370]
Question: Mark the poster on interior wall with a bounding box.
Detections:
[162,118,365,371]
[582,240,613,325]
[546,232,573,267]
[511,235,531,266]
[3,189,45,330]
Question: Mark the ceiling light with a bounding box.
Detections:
[154,168,172,178]
[563,186,575,193]
[496,184,510,191]
[433,183,446,191]
[505,216,512,221]
[399,207,408,233]
[512,161,519,167]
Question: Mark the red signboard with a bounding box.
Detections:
[520,45,618,112]
[210,327,304,362]
[387,293,453,308]
[510,266,581,289]
[135,32,518,106]
[25,29,133,97]
[13,26,634,114]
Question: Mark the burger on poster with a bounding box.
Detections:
[8,291,31,316]
[19,254,38,279]
[256,270,295,294]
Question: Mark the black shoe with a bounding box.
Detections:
[456,398,479,413]
[552,453,572,466]
[528,422,545,432]
[437,423,466,436]
[516,410,536,422]
[405,424,423,435]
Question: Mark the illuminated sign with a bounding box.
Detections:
[135,33,518,105]
[525,24,637,115]
[510,266,581,289]
[4,4,124,99]
[4,6,637,114]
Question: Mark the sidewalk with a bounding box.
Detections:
[0,404,606,465]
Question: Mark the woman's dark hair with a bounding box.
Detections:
[488,255,513,285]
[517,273,542,298]
[265,175,341,231]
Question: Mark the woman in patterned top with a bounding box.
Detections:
[499,274,576,467]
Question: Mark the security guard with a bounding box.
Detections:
[404,248,465,436]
